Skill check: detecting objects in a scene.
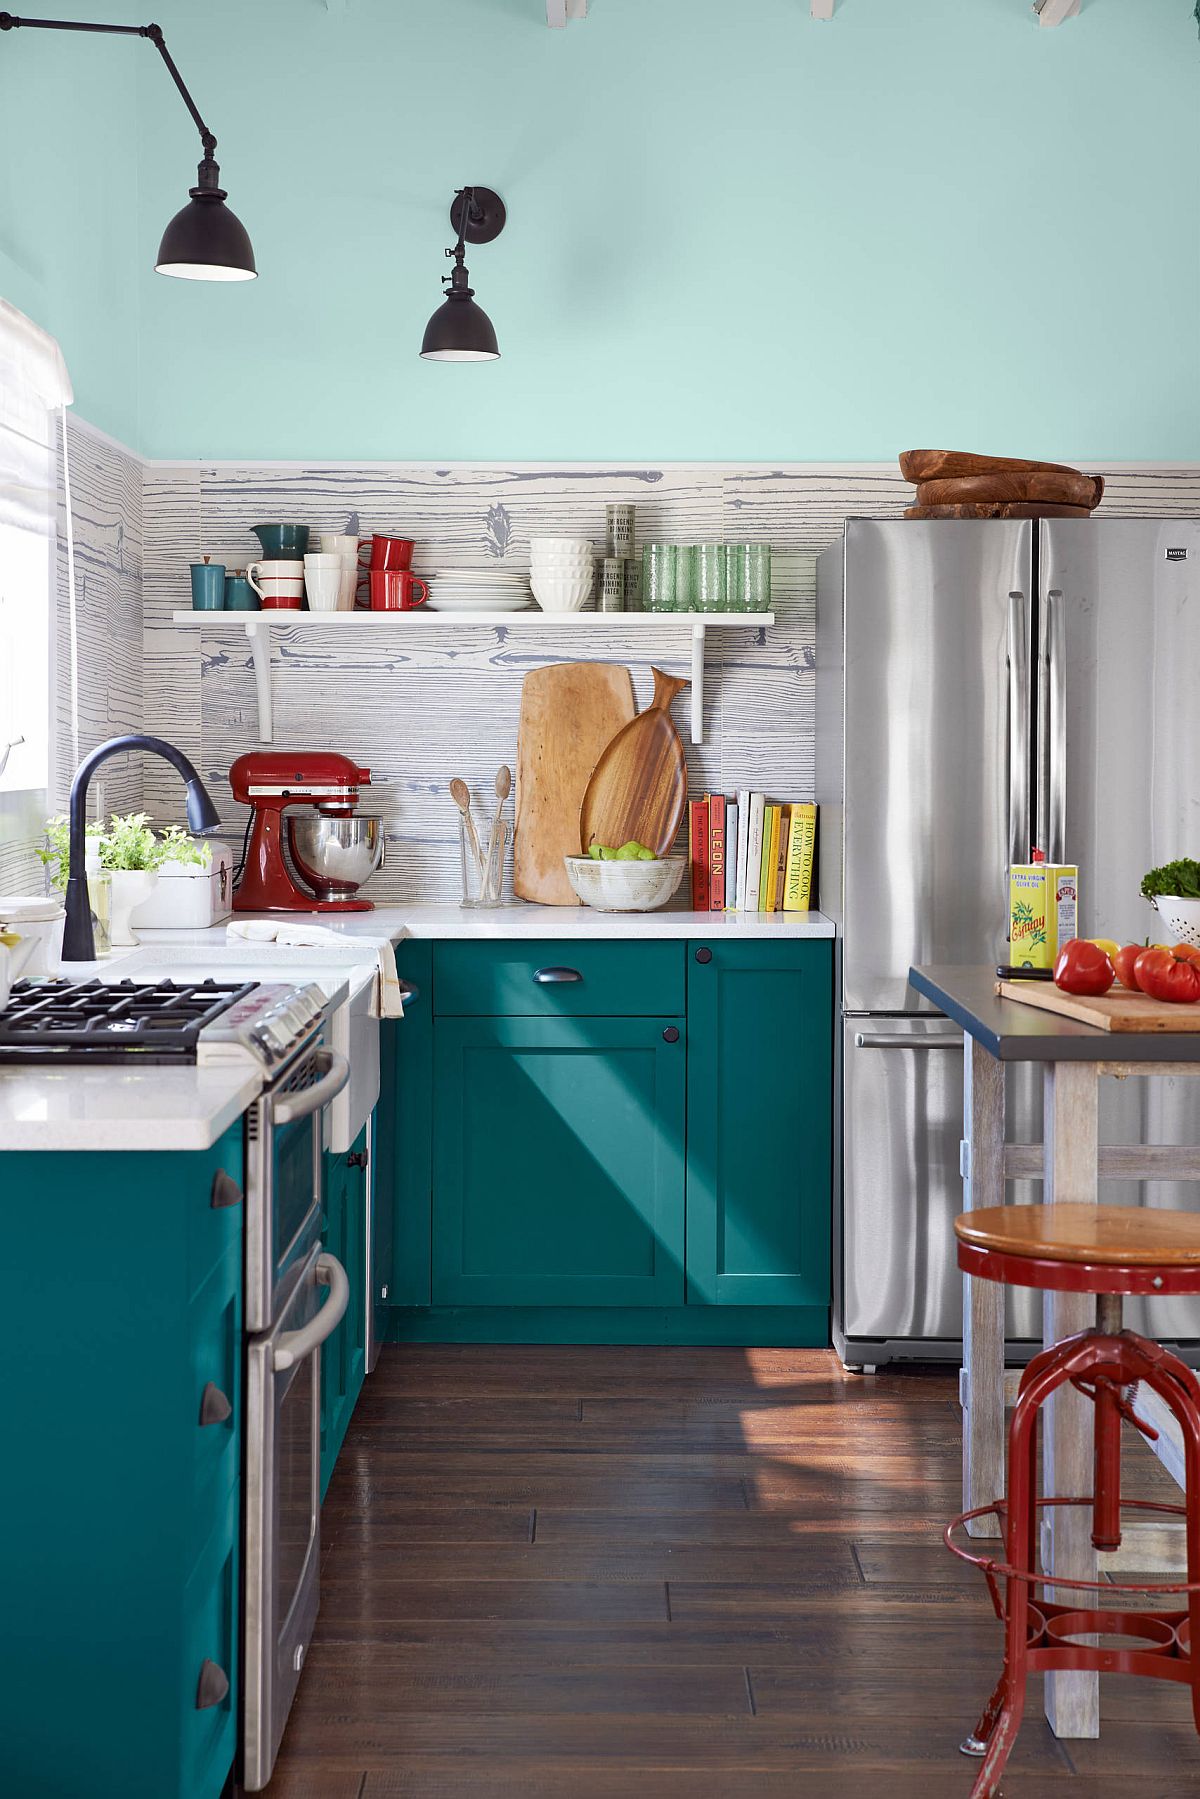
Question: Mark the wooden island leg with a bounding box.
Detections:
[962,1036,1006,1536]
[1041,1058,1100,1738]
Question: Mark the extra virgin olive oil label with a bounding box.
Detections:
[1009,864,1078,969]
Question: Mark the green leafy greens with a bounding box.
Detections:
[1140,859,1200,901]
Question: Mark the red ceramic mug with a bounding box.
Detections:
[369,568,429,611]
[358,533,415,573]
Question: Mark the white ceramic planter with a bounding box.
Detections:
[108,869,159,947]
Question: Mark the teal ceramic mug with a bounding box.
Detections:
[253,522,309,560]
[190,560,226,609]
[224,571,259,611]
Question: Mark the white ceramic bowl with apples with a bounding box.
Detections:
[563,854,685,912]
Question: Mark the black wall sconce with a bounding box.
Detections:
[0,11,255,281]
[420,186,505,361]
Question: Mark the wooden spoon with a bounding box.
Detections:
[450,777,484,874]
[484,765,512,897]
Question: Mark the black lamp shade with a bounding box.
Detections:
[420,292,499,361]
[156,180,256,282]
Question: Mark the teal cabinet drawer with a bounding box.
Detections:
[188,1243,240,1544]
[433,1015,686,1307]
[187,1125,244,1303]
[434,940,685,1018]
[687,940,833,1310]
[180,1483,238,1799]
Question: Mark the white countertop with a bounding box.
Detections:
[0,903,833,1150]
[0,1063,262,1153]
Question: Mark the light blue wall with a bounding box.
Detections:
[5,0,1199,462]
[0,7,141,444]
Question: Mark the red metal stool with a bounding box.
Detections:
[945,1202,1200,1799]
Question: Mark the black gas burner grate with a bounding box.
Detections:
[0,978,258,1064]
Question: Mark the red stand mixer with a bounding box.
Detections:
[229,750,383,913]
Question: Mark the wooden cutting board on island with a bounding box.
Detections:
[997,979,1200,1032]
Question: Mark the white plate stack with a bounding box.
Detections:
[530,537,595,613]
[424,569,534,613]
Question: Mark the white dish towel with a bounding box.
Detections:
[224,919,405,1018]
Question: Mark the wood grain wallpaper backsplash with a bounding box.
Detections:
[10,423,1199,908]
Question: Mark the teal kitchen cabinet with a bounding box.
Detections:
[4,1130,244,1799]
[687,939,832,1328]
[432,1014,686,1308]
[320,1124,368,1498]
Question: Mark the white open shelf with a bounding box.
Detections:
[170,609,775,746]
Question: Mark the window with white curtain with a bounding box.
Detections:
[0,300,72,839]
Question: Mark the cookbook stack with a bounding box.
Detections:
[689,793,815,913]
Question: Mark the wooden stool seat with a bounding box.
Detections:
[954,1203,1200,1297]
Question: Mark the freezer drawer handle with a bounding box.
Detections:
[533,966,582,984]
[273,1252,349,1371]
[854,1031,965,1050]
[269,1049,350,1127]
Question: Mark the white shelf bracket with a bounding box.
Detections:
[547,0,586,25]
[690,622,706,745]
[245,619,273,743]
[811,0,835,17]
[1033,0,1079,24]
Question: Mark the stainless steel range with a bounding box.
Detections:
[0,974,350,1791]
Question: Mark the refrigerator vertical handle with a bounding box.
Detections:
[1042,588,1067,865]
[1007,590,1030,868]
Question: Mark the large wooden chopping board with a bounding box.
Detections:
[916,471,1103,510]
[904,502,1091,520]
[998,979,1200,1033]
[899,449,1083,483]
[514,662,636,906]
[579,668,689,858]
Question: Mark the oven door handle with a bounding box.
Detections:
[273,1252,349,1371]
[269,1049,350,1127]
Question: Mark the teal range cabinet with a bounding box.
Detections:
[4,1131,245,1799]
[433,1014,686,1308]
[687,939,832,1336]
[319,1123,368,1498]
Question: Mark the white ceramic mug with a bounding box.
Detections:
[247,558,305,609]
[304,553,343,612]
[318,533,360,557]
[318,535,362,608]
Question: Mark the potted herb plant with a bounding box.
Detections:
[38,814,211,949]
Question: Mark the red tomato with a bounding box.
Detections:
[1113,945,1145,991]
[1053,939,1115,997]
[1134,947,1200,1004]
[1170,943,1200,969]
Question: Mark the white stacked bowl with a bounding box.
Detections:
[530,537,594,612]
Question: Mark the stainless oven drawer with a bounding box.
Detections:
[242,1242,349,1792]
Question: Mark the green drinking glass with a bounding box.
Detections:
[674,544,698,612]
[643,543,677,613]
[696,543,727,613]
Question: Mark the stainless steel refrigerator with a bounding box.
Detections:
[816,517,1200,1367]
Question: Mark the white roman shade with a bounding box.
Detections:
[0,298,73,535]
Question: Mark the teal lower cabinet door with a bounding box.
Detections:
[687,940,832,1325]
[320,1129,368,1498]
[433,1015,686,1307]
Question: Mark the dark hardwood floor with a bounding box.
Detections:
[266,1346,1198,1797]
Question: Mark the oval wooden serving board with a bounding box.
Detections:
[905,502,1091,520]
[514,662,636,906]
[998,979,1200,1032]
[916,471,1103,511]
[579,667,689,858]
[899,449,1084,484]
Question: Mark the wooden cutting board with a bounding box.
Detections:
[579,667,689,858]
[514,662,636,906]
[905,502,1091,520]
[916,471,1103,510]
[997,979,1200,1033]
[899,449,1083,484]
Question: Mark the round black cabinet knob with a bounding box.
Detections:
[694,947,712,964]
[662,1026,680,1043]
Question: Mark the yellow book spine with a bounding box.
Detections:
[763,805,782,913]
[783,803,816,911]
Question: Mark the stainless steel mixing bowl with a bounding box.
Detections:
[286,813,384,900]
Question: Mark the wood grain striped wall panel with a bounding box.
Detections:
[140,459,1200,905]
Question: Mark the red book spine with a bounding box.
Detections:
[689,797,710,912]
[709,794,726,911]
